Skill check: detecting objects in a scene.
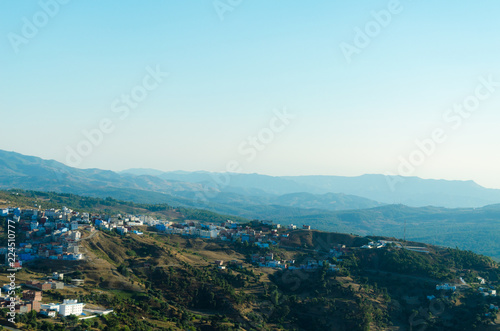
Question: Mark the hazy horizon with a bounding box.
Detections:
[1,147,496,191]
[2,1,500,189]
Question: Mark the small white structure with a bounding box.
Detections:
[52,272,64,280]
[59,299,84,316]
[116,226,128,235]
[479,287,497,297]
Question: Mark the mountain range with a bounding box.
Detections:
[126,168,500,208]
[0,149,499,259]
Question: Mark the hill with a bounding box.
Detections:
[1,209,499,330]
[1,149,500,260]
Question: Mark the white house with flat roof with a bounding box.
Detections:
[59,299,84,316]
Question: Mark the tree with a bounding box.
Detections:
[66,314,79,328]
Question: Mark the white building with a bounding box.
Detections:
[59,299,84,316]
[126,221,143,226]
[52,272,64,280]
[199,229,219,239]
[139,215,155,224]
[45,209,62,219]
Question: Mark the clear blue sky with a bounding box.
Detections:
[2,1,500,188]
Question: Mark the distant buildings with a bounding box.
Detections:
[0,289,42,314]
[25,280,52,291]
[436,284,456,291]
[478,287,497,297]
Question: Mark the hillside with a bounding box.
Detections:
[0,190,499,329]
[1,186,499,262]
[0,189,250,225]
[2,220,499,330]
[1,151,500,262]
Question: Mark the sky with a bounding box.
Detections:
[1,1,500,188]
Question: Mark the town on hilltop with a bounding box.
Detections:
[0,203,324,320]
[0,200,498,329]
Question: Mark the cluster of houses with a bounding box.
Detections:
[1,204,317,268]
[0,207,88,265]
[435,281,498,298]
[156,221,220,239]
[250,252,339,272]
[478,287,497,297]
[154,219,315,250]
[0,289,43,314]
[0,205,172,266]
[94,214,153,234]
[156,219,280,244]
[0,270,86,318]
[0,287,84,317]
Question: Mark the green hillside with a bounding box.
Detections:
[0,191,499,330]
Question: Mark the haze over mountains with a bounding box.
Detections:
[3,149,500,210]
[1,149,500,259]
[122,167,500,209]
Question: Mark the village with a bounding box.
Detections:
[0,204,327,320]
[0,204,498,324]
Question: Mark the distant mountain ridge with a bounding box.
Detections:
[3,150,500,210]
[122,168,500,208]
[0,150,382,212]
[1,150,500,259]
